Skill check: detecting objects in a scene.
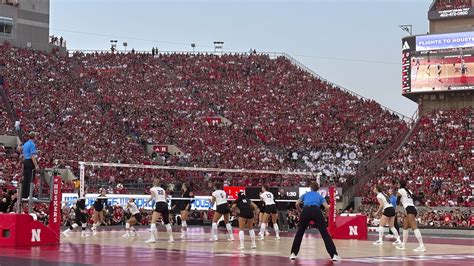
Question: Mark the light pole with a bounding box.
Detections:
[123,42,128,53]
[110,40,118,53]
[213,41,224,53]
[399,25,413,36]
[191,43,196,52]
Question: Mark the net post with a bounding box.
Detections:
[79,161,85,198]
[328,185,337,237]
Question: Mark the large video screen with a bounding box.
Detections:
[402,31,474,94]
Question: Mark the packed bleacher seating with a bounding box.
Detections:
[433,0,473,11]
[359,108,473,207]
[0,43,406,194]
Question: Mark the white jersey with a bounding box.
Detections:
[261,191,276,206]
[212,190,228,205]
[127,201,140,215]
[398,188,415,208]
[150,186,167,202]
[376,192,392,210]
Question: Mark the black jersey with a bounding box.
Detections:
[75,199,86,215]
[235,197,253,211]
[93,196,108,211]
[177,190,194,211]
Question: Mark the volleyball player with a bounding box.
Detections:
[122,198,141,237]
[178,182,194,239]
[91,188,108,235]
[289,182,340,262]
[257,192,269,237]
[372,185,401,246]
[209,182,234,241]
[396,179,426,252]
[63,194,89,237]
[144,178,174,243]
[231,191,258,250]
[258,185,280,240]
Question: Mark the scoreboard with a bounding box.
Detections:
[402,31,474,100]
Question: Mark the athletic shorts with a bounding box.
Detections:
[133,213,142,222]
[75,212,87,224]
[405,206,417,216]
[383,207,396,217]
[94,205,104,212]
[154,202,170,224]
[216,203,230,215]
[239,208,254,219]
[178,203,191,212]
[264,204,277,214]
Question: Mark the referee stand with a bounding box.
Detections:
[0,170,62,246]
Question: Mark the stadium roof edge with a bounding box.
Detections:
[67,49,412,123]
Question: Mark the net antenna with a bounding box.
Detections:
[78,161,318,198]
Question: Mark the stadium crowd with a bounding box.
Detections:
[0,43,405,193]
[360,108,473,207]
[0,43,472,228]
[433,0,473,11]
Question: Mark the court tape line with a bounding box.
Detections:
[343,254,474,263]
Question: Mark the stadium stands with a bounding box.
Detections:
[433,0,473,11]
[360,108,473,207]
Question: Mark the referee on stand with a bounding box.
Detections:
[19,132,39,200]
[289,182,340,262]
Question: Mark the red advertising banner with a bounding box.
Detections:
[224,186,246,201]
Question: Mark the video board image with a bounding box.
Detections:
[410,47,474,92]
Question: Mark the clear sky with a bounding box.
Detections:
[50,0,434,117]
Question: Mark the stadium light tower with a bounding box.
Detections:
[399,25,413,36]
[191,43,196,52]
[110,40,118,53]
[213,41,224,53]
[123,42,128,52]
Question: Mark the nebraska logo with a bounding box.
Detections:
[349,226,358,236]
[31,229,41,242]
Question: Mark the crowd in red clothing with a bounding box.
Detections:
[359,108,473,207]
[0,43,405,194]
[433,0,472,10]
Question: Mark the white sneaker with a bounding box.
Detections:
[122,232,130,238]
[392,239,402,245]
[238,245,245,250]
[413,246,426,252]
[145,238,156,243]
[81,232,89,238]
[209,236,218,241]
[289,253,297,260]
[332,255,342,262]
[168,238,174,243]
[265,231,270,236]
[385,234,395,239]
[228,236,235,241]
[372,240,383,246]
[276,235,281,240]
[180,233,186,239]
[251,243,257,249]
[131,231,139,237]
[396,244,406,250]
[258,236,265,241]
[92,230,97,236]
